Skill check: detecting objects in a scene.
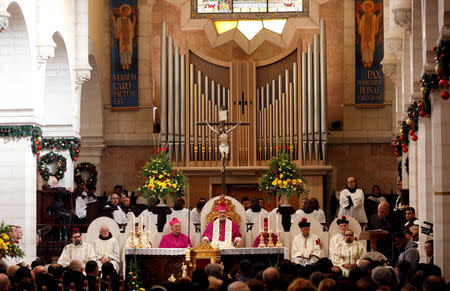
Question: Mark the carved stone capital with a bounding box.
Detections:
[36,44,56,63]
[0,10,11,32]
[75,66,91,85]
[385,37,403,57]
[393,9,411,30]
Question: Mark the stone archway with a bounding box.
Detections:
[0,2,33,122]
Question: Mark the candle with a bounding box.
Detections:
[259,214,263,232]
[139,215,143,233]
[147,214,151,233]
[130,215,135,233]
[267,214,271,233]
[276,214,279,233]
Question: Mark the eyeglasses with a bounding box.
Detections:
[344,234,354,237]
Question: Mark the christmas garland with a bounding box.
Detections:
[42,138,81,161]
[74,162,97,188]
[0,125,42,155]
[39,152,67,181]
[393,39,450,157]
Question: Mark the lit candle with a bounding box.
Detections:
[267,214,271,233]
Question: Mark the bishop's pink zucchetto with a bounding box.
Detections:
[216,202,228,211]
[169,218,180,226]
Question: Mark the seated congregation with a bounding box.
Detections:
[1,175,443,290]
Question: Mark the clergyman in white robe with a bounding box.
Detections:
[338,178,367,224]
[94,226,120,272]
[58,241,96,267]
[331,230,365,276]
[291,219,322,266]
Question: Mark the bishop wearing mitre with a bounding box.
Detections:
[202,202,242,248]
[159,218,191,248]
[94,225,120,272]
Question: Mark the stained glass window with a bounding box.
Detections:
[196,0,304,15]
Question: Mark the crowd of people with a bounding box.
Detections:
[0,176,446,291]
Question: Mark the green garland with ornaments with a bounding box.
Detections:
[42,138,81,161]
[392,39,450,157]
[0,125,43,155]
[74,162,97,188]
[38,152,67,181]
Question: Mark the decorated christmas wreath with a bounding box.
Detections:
[39,152,67,181]
[74,162,97,188]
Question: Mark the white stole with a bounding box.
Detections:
[211,219,232,248]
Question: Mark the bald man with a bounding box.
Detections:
[94,225,120,272]
[368,201,401,258]
[0,274,10,291]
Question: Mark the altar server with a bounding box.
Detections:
[94,225,120,272]
[246,198,268,228]
[58,228,96,267]
[331,229,365,275]
[159,218,191,248]
[202,202,242,248]
[291,218,322,266]
[338,177,367,224]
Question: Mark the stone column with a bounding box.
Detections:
[76,139,105,195]
[431,94,450,278]
[417,117,433,262]
[0,138,37,262]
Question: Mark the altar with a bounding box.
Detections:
[124,247,288,288]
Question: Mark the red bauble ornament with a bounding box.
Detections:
[403,147,408,153]
[433,46,437,51]
[410,123,415,129]
[419,110,427,117]
[439,79,446,87]
[396,153,400,157]
[400,135,404,141]
[409,130,415,136]
[73,157,78,161]
[412,135,418,141]
[441,91,449,100]
[418,102,424,109]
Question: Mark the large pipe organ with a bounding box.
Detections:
[159,20,328,169]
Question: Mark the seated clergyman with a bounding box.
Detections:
[291,218,322,266]
[58,228,96,267]
[331,229,366,275]
[202,202,242,248]
[94,225,120,272]
[159,218,191,248]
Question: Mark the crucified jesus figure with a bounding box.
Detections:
[204,120,242,172]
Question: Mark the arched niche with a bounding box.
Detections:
[0,2,32,113]
[43,32,73,135]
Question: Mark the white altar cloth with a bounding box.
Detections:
[124,247,288,257]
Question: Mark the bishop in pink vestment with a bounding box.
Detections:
[159,218,191,248]
[202,202,242,245]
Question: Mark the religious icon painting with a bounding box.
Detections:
[355,0,384,105]
[110,0,139,108]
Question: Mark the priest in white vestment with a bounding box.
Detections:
[245,198,268,228]
[94,225,120,272]
[329,216,350,261]
[331,229,366,276]
[338,177,368,224]
[58,228,96,267]
[291,218,322,266]
[202,202,242,249]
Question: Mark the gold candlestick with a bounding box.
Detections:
[129,231,136,248]
[275,232,283,247]
[258,232,266,248]
[137,231,144,248]
[267,231,275,247]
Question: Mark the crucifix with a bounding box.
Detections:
[197,108,249,194]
